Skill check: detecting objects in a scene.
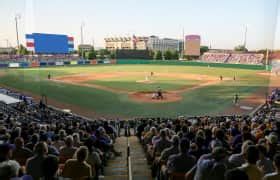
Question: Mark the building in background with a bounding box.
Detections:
[0,47,16,54]
[26,33,74,54]
[147,36,181,52]
[105,36,148,50]
[78,44,94,52]
[105,35,182,52]
[184,35,201,56]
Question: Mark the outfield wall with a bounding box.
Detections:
[0,59,116,68]
[116,59,270,70]
[0,58,271,70]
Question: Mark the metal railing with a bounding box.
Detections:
[127,137,132,180]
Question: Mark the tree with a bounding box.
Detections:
[86,49,97,59]
[154,51,162,60]
[172,51,179,60]
[164,50,173,60]
[110,51,116,59]
[234,45,248,52]
[200,46,209,55]
[18,44,28,55]
[149,50,155,59]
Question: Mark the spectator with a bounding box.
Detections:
[73,133,83,147]
[0,160,21,180]
[0,143,21,180]
[154,129,172,156]
[266,133,279,160]
[84,137,102,178]
[25,134,39,151]
[62,146,92,179]
[167,138,196,174]
[42,155,59,180]
[263,153,280,180]
[229,140,254,168]
[12,137,33,166]
[257,144,274,175]
[159,135,180,162]
[25,142,49,180]
[238,145,263,180]
[194,147,228,180]
[225,168,249,180]
[59,135,77,163]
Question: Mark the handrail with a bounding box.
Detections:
[127,137,132,180]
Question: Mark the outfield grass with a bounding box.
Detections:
[0,65,270,117]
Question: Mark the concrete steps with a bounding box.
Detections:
[102,128,152,180]
[103,136,128,180]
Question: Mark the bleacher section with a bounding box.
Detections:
[201,53,230,63]
[201,52,264,65]
[0,87,280,180]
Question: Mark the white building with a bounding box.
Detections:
[147,36,180,52]
[78,44,94,52]
[104,36,148,50]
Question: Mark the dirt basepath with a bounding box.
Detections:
[224,72,280,115]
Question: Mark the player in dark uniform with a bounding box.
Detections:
[48,73,51,80]
[220,75,223,81]
[234,93,239,105]
[157,87,163,99]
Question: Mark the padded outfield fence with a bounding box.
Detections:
[0,58,272,71]
[0,59,116,68]
[117,59,272,70]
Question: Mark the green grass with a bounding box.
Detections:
[87,76,199,92]
[0,65,270,117]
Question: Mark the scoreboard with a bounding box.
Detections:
[26,33,74,54]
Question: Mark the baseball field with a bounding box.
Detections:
[0,62,278,118]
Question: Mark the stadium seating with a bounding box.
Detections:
[201,52,264,65]
[227,53,264,65]
[0,87,280,180]
[201,53,230,63]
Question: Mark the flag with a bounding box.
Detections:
[68,36,74,52]
[26,34,35,52]
[132,34,138,43]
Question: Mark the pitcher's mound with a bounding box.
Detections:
[129,91,182,103]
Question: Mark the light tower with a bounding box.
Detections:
[15,14,21,53]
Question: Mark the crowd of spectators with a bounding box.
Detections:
[135,89,280,180]
[0,87,280,180]
[227,54,264,65]
[201,53,264,65]
[201,53,230,63]
[0,88,121,180]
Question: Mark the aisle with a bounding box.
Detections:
[129,136,152,180]
[103,136,128,180]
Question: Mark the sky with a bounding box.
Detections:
[0,0,279,50]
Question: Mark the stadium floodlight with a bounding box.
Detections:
[15,14,21,52]
[243,25,248,48]
[80,22,85,45]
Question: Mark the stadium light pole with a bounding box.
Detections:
[15,14,21,53]
[80,22,85,59]
[80,22,85,45]
[243,25,247,49]
[180,28,185,60]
